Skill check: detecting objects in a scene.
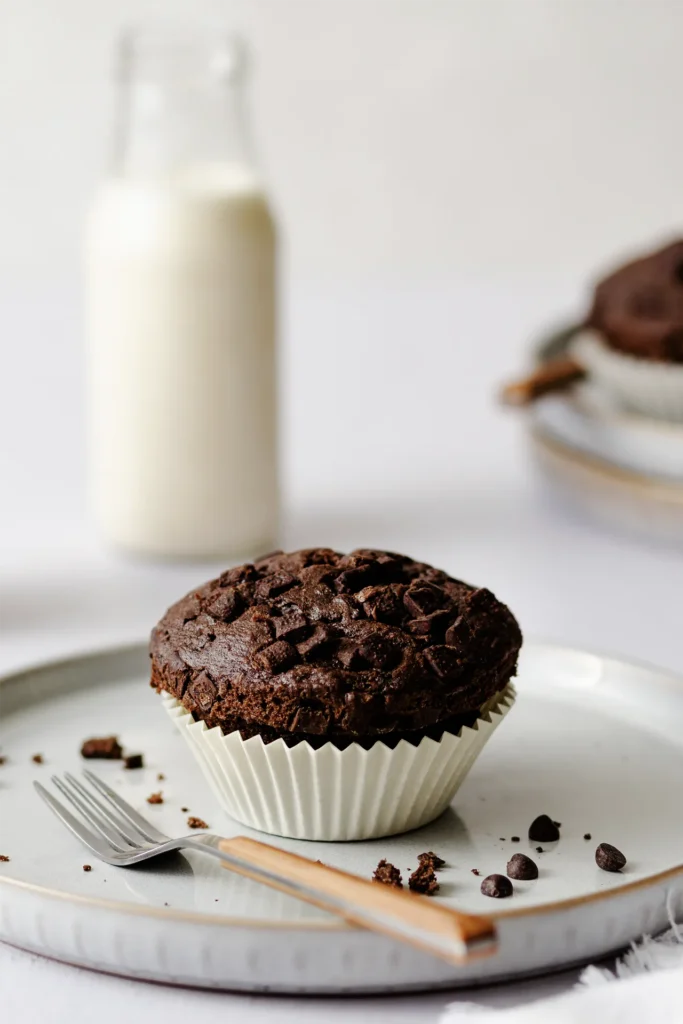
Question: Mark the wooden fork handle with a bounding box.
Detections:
[218,836,496,965]
[501,357,586,406]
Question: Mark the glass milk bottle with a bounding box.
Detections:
[85,26,278,559]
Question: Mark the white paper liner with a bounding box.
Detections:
[162,684,516,841]
[574,330,683,422]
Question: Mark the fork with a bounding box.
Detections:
[35,770,496,966]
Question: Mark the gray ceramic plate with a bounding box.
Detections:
[1,642,682,992]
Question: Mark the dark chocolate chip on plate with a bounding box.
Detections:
[81,737,124,761]
[595,842,626,873]
[528,814,560,843]
[123,753,144,770]
[506,853,538,880]
[480,874,513,898]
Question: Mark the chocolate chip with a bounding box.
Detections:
[181,807,189,813]
[256,640,298,674]
[595,843,626,873]
[444,615,469,647]
[256,573,296,600]
[297,625,333,659]
[336,565,374,593]
[0,756,6,765]
[289,704,330,734]
[506,853,538,880]
[358,584,406,624]
[372,859,403,888]
[189,671,217,712]
[82,864,92,872]
[403,584,444,617]
[187,816,208,829]
[535,847,544,854]
[274,609,309,642]
[357,633,401,669]
[146,792,163,804]
[407,611,450,638]
[480,874,513,898]
[206,587,241,622]
[31,754,44,764]
[528,814,560,843]
[511,836,520,842]
[0,855,10,863]
[336,641,364,670]
[471,868,480,876]
[123,754,144,770]
[584,833,592,841]
[219,565,257,586]
[81,737,123,760]
[423,645,461,680]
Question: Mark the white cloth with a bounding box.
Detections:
[441,925,683,1023]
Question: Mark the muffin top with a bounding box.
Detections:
[150,548,522,744]
[587,238,683,362]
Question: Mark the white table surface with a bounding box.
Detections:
[2,274,682,1021]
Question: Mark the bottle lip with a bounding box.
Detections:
[117,20,248,84]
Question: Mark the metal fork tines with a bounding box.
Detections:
[35,770,172,864]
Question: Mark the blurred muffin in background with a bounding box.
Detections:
[575,238,683,420]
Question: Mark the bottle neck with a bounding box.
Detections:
[111,26,256,180]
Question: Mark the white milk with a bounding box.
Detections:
[85,166,278,559]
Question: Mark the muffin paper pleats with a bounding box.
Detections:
[162,685,515,841]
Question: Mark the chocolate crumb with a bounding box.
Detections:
[506,853,538,880]
[0,855,9,862]
[481,873,513,898]
[535,846,544,854]
[81,736,123,760]
[584,833,592,841]
[499,838,506,842]
[187,816,208,829]
[409,862,439,895]
[146,792,163,805]
[0,756,6,765]
[528,814,560,843]
[82,864,92,872]
[123,754,144,770]
[417,850,446,870]
[157,773,165,781]
[372,859,403,888]
[595,842,626,873]
[181,807,189,813]
[31,754,44,764]
[471,868,480,876]
[511,836,520,842]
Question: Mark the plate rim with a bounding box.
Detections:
[2,638,683,932]
[531,426,683,502]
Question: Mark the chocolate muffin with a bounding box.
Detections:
[587,238,683,363]
[151,547,522,748]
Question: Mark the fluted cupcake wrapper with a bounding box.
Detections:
[162,685,516,841]
[574,330,683,422]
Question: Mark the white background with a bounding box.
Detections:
[3,2,683,1021]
